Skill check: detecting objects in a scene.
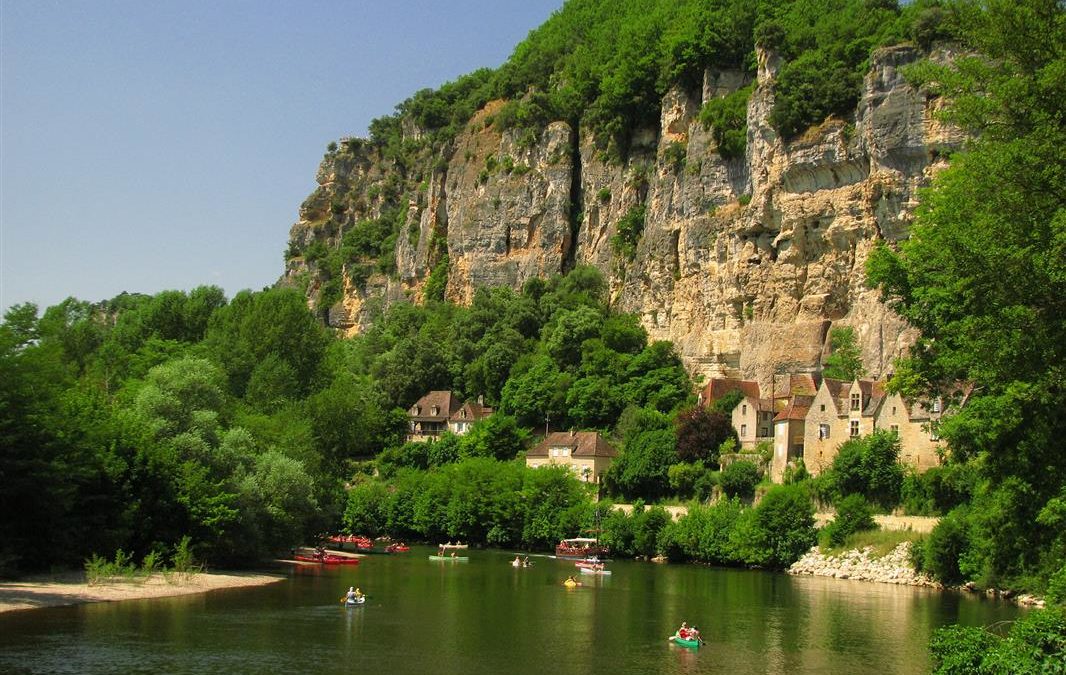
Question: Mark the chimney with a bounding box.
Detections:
[570,428,576,437]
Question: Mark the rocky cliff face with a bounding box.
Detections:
[282,45,961,389]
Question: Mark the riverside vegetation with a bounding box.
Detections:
[2,0,1064,670]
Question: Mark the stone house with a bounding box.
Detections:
[802,378,885,474]
[407,390,492,442]
[525,430,618,485]
[448,397,493,435]
[770,395,813,482]
[875,392,945,471]
[732,395,776,449]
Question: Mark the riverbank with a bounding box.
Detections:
[0,570,285,614]
[788,541,940,587]
[787,542,1047,608]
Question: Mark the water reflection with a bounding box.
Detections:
[0,548,1023,675]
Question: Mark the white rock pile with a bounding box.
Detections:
[787,542,941,587]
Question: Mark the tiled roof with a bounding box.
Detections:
[450,400,494,422]
[409,391,460,422]
[527,431,618,458]
[701,378,761,405]
[775,373,820,398]
[774,395,814,421]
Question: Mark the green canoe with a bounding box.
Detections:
[669,635,701,648]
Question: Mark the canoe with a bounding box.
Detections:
[345,596,366,606]
[563,580,580,588]
[669,635,701,648]
[578,567,612,575]
[294,553,361,565]
[428,555,469,561]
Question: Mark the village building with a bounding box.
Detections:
[802,378,885,474]
[407,391,493,443]
[732,395,776,449]
[448,397,493,435]
[770,395,813,482]
[406,391,460,442]
[525,430,618,485]
[875,391,945,471]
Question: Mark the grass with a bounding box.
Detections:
[819,528,924,558]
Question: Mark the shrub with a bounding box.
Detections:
[924,507,971,585]
[823,494,876,547]
[597,187,612,202]
[699,84,753,159]
[930,607,1066,674]
[668,462,705,500]
[610,205,647,261]
[720,460,760,500]
[737,484,817,569]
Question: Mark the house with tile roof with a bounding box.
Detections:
[875,392,948,471]
[525,430,618,485]
[448,397,494,435]
[732,395,776,449]
[770,395,813,482]
[406,390,461,442]
[802,378,886,474]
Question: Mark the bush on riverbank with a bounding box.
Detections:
[821,494,876,548]
[929,606,1066,674]
[657,484,816,570]
[343,458,596,549]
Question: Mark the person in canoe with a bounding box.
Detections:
[343,586,363,604]
[676,622,691,639]
[564,575,581,588]
[513,556,522,567]
[523,556,531,567]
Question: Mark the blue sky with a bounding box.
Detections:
[1,0,562,313]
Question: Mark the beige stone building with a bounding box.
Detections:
[407,391,492,442]
[448,397,493,435]
[732,395,776,449]
[525,431,618,484]
[802,378,885,474]
[875,392,944,471]
[770,396,812,482]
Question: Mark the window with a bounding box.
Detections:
[431,405,439,416]
[818,424,830,440]
[850,420,860,437]
[892,406,897,416]
[820,404,826,412]
[760,427,768,437]
[932,398,942,413]
[741,424,748,437]
[851,393,861,411]
[742,404,747,415]
[890,424,899,435]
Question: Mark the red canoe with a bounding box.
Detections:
[294,553,361,565]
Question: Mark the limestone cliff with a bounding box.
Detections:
[282,45,960,389]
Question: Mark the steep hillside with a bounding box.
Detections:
[280,0,961,389]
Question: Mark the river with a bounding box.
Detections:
[0,546,1021,674]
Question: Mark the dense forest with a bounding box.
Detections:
[2,0,1064,665]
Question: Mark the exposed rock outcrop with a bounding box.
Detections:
[282,45,961,385]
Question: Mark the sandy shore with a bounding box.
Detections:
[0,570,285,614]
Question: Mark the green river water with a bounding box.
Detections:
[0,546,1022,674]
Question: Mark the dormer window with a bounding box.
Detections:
[431,405,439,416]
[460,409,466,418]
[414,405,421,415]
[850,393,861,411]
[932,399,942,413]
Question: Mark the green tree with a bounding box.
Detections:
[867,0,1065,588]
[720,460,761,500]
[822,326,865,381]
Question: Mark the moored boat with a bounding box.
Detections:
[428,555,469,561]
[578,567,612,575]
[556,538,609,559]
[294,547,361,565]
[385,543,409,553]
